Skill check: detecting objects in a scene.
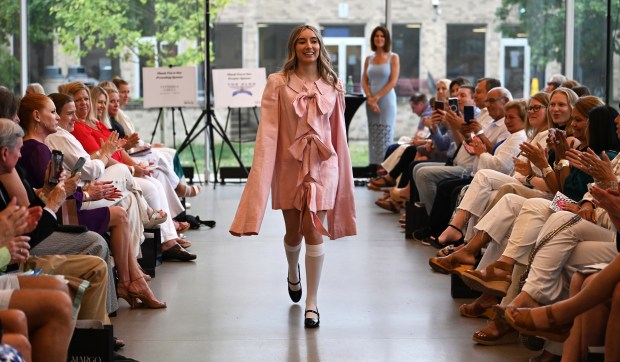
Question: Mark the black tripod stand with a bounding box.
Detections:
[177,0,248,186]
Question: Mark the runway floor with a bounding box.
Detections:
[113,183,536,361]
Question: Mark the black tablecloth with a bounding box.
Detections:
[344,94,366,140]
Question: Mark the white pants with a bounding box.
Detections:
[381,144,408,172]
[522,212,618,304]
[132,153,185,218]
[134,176,179,243]
[81,164,146,257]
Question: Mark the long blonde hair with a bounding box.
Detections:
[89,86,110,128]
[281,25,341,91]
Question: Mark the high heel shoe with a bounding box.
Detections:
[304,308,320,328]
[128,277,167,309]
[117,282,143,309]
[503,305,572,342]
[287,264,302,303]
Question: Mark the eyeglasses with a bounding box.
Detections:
[526,105,546,112]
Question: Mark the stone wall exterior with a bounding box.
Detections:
[125,0,505,143]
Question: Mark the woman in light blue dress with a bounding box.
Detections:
[362,26,400,169]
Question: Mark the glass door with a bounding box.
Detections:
[324,37,366,93]
[500,38,530,98]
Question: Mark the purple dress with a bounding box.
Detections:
[18,139,111,235]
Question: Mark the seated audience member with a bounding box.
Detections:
[572,85,591,97]
[545,74,567,92]
[24,84,44,96]
[0,118,119,316]
[502,179,620,362]
[17,93,166,309]
[436,101,616,351]
[429,92,550,248]
[61,83,196,260]
[46,91,195,261]
[423,98,529,245]
[413,86,512,216]
[561,79,581,89]
[100,84,200,200]
[448,76,470,98]
[111,76,185,180]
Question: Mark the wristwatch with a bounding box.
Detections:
[525,174,534,183]
[554,159,570,171]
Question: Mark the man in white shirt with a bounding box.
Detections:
[414,86,512,213]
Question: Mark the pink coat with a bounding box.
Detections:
[229,72,357,240]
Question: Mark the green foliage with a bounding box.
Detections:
[0,0,235,86]
[495,0,619,70]
[49,0,235,66]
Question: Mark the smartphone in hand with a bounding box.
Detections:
[48,150,64,185]
[448,97,459,114]
[434,101,445,111]
[463,106,475,124]
[71,157,86,177]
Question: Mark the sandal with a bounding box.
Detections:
[177,238,192,249]
[428,255,473,275]
[375,198,401,213]
[426,224,465,249]
[459,301,496,319]
[389,187,409,202]
[503,305,572,342]
[175,221,190,233]
[472,318,518,346]
[143,209,167,229]
[436,243,464,257]
[114,337,125,351]
[459,261,514,297]
[369,176,396,188]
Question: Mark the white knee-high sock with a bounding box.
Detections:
[284,240,302,291]
[305,243,325,311]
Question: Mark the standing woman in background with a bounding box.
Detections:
[362,26,400,172]
[230,25,356,328]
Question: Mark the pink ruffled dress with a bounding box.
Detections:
[229,72,356,240]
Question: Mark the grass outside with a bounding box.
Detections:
[178,141,370,171]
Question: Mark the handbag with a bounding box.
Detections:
[518,214,582,290]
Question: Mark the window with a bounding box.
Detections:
[392,24,421,97]
[213,23,243,70]
[321,25,364,37]
[447,24,486,81]
[258,24,297,75]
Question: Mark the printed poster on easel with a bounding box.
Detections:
[212,68,266,108]
[142,66,199,108]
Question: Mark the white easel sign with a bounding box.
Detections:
[212,68,266,108]
[142,66,198,108]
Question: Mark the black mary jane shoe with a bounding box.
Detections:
[304,309,320,328]
[287,264,302,303]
